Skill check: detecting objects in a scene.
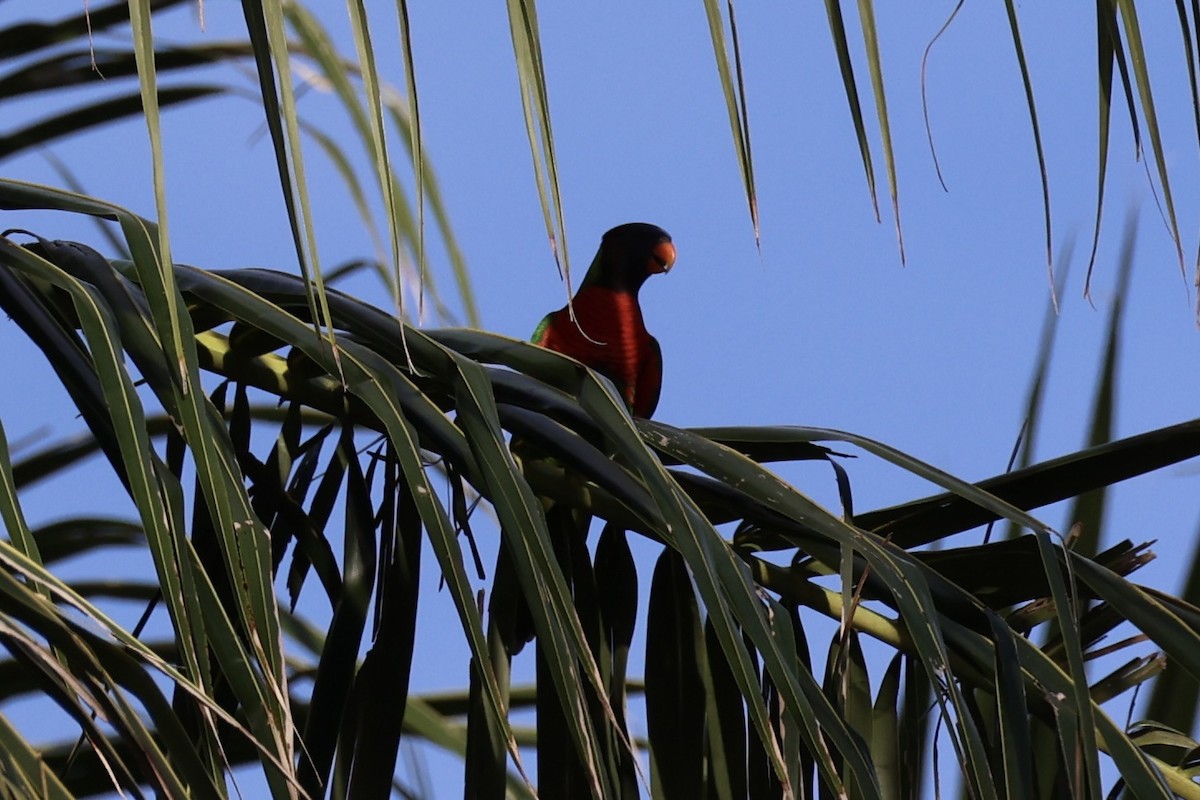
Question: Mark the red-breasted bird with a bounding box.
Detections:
[531,223,676,418]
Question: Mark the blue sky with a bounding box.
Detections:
[3,0,1200,795]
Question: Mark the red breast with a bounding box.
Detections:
[538,287,650,408]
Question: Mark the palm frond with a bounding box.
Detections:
[3,178,1199,795]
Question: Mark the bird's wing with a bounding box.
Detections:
[530,311,555,345]
[636,334,663,418]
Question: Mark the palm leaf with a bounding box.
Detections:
[5,200,1200,794]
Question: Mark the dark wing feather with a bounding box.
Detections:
[636,335,663,418]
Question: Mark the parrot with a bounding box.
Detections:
[531,222,676,418]
[492,223,675,658]
[518,226,677,768]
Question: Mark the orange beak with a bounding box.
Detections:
[648,240,677,274]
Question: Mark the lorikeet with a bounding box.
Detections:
[531,222,676,418]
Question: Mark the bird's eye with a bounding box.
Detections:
[648,240,676,274]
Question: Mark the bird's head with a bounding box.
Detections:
[583,222,676,293]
